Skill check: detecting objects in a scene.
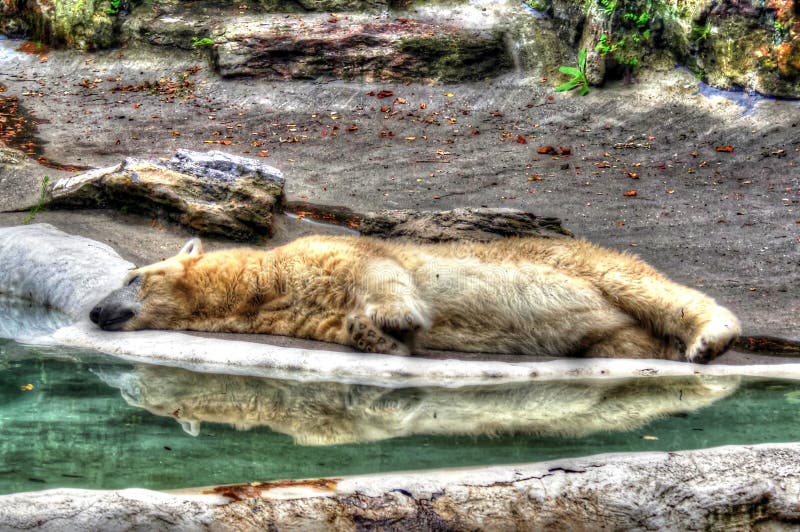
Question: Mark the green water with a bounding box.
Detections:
[2,336,800,496]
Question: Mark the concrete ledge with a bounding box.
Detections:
[2,443,799,530]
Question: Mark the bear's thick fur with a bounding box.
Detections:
[90,235,740,362]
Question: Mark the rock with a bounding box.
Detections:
[0,0,117,49]
[359,207,573,242]
[0,224,133,320]
[212,13,512,81]
[47,150,285,241]
[2,444,800,529]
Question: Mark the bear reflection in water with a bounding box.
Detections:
[96,365,739,446]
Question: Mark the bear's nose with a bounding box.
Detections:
[90,305,101,324]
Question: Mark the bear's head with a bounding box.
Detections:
[90,238,209,331]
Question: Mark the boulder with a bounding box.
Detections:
[0,224,133,320]
[359,207,573,242]
[47,150,285,241]
[212,14,512,82]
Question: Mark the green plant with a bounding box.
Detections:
[23,175,50,224]
[692,22,711,43]
[595,33,620,55]
[774,20,785,32]
[556,48,590,96]
[525,0,548,11]
[106,0,121,15]
[623,11,649,28]
[599,0,616,17]
[191,36,215,48]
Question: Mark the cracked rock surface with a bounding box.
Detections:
[1,444,799,530]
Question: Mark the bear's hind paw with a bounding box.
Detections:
[685,311,741,363]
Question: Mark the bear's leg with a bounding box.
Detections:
[358,259,433,336]
[581,252,740,363]
[346,313,412,356]
[585,325,682,360]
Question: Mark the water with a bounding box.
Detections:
[1,337,800,496]
[1,298,799,495]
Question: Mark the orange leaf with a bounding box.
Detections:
[537,146,557,155]
[626,172,639,179]
[623,190,638,197]
[516,135,527,144]
[715,145,734,152]
[559,146,571,156]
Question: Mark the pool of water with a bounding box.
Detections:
[2,334,800,496]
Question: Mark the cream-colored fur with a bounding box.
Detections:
[96,235,741,362]
[98,365,740,445]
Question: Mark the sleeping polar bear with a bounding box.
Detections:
[89,235,740,362]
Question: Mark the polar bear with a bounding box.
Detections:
[89,235,740,362]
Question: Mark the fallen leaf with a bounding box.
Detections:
[347,124,358,132]
[419,103,426,110]
[641,435,658,440]
[528,175,543,181]
[690,151,700,157]
[404,136,416,141]
[445,92,454,98]
[626,172,639,179]
[559,146,571,156]
[537,146,558,155]
[595,161,611,168]
[616,221,625,227]
[623,190,638,197]
[20,383,33,391]
[375,90,394,99]
[393,97,407,105]
[516,135,527,144]
[715,145,734,152]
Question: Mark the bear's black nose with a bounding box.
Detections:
[90,305,101,324]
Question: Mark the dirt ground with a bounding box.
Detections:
[1,38,798,362]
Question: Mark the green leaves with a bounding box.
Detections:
[555,48,590,96]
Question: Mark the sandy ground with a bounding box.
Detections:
[1,38,798,364]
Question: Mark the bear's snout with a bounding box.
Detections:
[91,277,143,331]
[90,302,136,331]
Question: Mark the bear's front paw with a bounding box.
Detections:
[685,310,741,363]
[347,314,412,356]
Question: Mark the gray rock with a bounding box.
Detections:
[212,14,511,81]
[359,207,573,242]
[0,224,133,320]
[47,150,285,241]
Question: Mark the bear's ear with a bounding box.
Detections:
[178,238,204,257]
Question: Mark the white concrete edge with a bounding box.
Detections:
[48,321,800,387]
[8,442,800,503]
